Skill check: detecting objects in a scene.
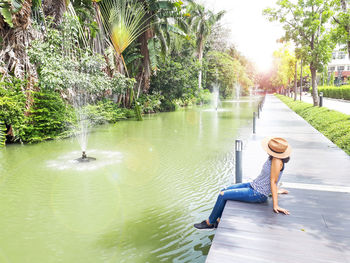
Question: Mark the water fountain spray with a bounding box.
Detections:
[72,89,96,163]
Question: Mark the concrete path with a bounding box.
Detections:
[300,93,350,115]
[205,95,350,263]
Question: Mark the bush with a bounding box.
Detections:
[84,99,127,125]
[150,56,199,103]
[23,90,74,142]
[276,94,350,155]
[160,99,177,112]
[0,77,27,141]
[312,85,350,100]
[29,17,135,96]
[137,92,163,113]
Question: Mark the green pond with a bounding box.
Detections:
[0,97,260,263]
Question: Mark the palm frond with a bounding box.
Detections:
[147,38,159,72]
[98,0,152,75]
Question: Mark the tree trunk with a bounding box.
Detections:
[198,37,204,91]
[310,65,319,106]
[138,28,153,93]
[42,0,67,26]
[294,60,297,101]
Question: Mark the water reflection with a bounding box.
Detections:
[0,96,261,263]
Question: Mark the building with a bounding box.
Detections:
[328,47,350,85]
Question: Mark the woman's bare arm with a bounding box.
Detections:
[270,158,290,215]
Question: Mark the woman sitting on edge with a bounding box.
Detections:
[194,137,291,230]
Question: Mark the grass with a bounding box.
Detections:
[275,94,350,155]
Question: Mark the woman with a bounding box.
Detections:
[194,137,291,230]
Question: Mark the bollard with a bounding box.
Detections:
[235,140,243,183]
[257,105,260,119]
[253,112,256,134]
[319,92,323,107]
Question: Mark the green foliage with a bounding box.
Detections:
[84,99,127,124]
[263,0,335,70]
[206,51,253,98]
[29,16,135,94]
[160,100,177,112]
[0,77,27,141]
[0,0,23,27]
[313,85,350,100]
[150,55,199,104]
[22,91,74,143]
[197,89,211,104]
[276,94,350,155]
[134,102,143,121]
[187,2,225,52]
[264,0,336,105]
[137,93,163,113]
[98,0,151,75]
[330,0,350,57]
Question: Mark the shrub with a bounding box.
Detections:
[160,99,177,112]
[150,57,199,103]
[276,94,350,155]
[312,85,350,100]
[23,90,74,142]
[137,92,163,113]
[84,99,127,125]
[0,77,27,142]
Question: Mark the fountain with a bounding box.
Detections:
[72,87,96,163]
[63,7,97,162]
[213,84,220,111]
[235,83,241,99]
[75,151,97,162]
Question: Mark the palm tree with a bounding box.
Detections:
[98,0,151,77]
[187,2,225,91]
[136,0,186,93]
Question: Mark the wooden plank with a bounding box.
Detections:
[205,96,350,263]
[206,242,346,263]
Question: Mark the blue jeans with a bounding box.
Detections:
[208,182,267,224]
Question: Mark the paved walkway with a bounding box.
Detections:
[206,95,350,263]
[300,93,350,115]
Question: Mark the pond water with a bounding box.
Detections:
[0,97,261,263]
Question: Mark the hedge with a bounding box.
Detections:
[276,94,350,155]
[313,85,350,100]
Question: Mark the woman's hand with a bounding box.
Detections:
[277,188,289,194]
[273,206,290,215]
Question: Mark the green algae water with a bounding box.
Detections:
[0,98,260,263]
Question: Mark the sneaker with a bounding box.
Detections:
[194,220,215,230]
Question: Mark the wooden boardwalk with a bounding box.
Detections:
[205,95,350,263]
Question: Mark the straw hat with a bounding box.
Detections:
[261,137,292,159]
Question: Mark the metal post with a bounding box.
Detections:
[235,140,243,183]
[257,105,260,119]
[319,92,323,107]
[253,112,256,134]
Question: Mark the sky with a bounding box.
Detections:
[202,0,284,73]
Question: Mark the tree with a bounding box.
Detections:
[98,0,150,76]
[271,44,296,96]
[187,2,224,91]
[264,0,336,106]
[331,0,350,58]
[136,0,185,94]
